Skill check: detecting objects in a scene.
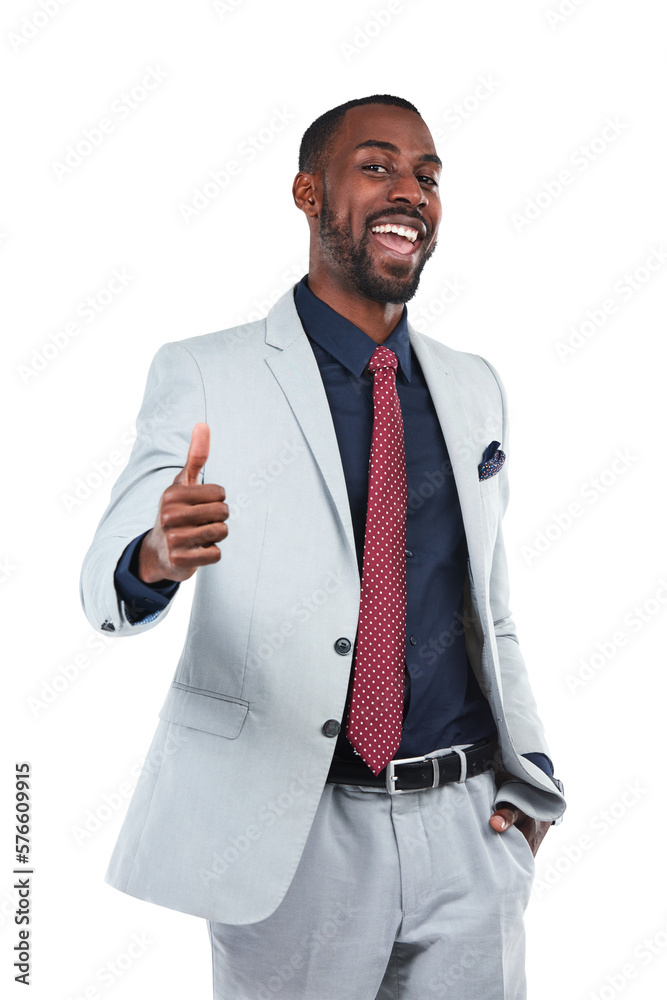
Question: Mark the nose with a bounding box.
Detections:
[387,170,428,208]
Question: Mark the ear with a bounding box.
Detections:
[292,171,321,218]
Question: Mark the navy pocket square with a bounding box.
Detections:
[478,441,506,480]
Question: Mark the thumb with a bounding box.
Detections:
[489,804,520,833]
[175,422,210,486]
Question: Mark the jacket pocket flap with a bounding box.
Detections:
[158,684,249,740]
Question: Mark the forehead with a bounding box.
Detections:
[329,104,438,164]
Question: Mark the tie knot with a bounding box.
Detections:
[367,345,398,375]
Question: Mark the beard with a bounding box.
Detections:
[317,184,437,304]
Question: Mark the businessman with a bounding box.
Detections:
[81,94,566,999]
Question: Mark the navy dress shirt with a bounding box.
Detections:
[114,276,552,778]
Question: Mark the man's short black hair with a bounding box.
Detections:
[298,95,421,175]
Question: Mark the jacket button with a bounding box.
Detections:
[334,637,351,655]
[322,720,341,738]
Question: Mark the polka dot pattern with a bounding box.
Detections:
[346,345,407,776]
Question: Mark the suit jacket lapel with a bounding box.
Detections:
[264,289,358,569]
[409,326,490,602]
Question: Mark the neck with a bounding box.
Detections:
[306,267,405,345]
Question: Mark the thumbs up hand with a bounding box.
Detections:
[173,420,211,487]
[138,423,229,584]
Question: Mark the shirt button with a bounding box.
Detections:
[334,637,352,655]
[409,635,417,646]
[405,550,413,558]
[322,720,341,738]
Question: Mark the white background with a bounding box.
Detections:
[2,1,666,998]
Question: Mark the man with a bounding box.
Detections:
[80,94,565,999]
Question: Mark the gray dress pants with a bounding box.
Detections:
[207,768,535,999]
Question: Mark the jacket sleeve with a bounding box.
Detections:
[479,356,565,822]
[79,341,206,637]
[113,529,180,625]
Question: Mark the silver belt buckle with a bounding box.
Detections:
[385,754,434,794]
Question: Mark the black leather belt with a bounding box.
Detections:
[326,738,495,794]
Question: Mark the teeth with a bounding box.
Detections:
[370,223,419,243]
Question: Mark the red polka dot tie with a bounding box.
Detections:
[346,345,407,776]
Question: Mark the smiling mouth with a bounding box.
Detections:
[369,223,422,257]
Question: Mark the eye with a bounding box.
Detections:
[362,164,438,186]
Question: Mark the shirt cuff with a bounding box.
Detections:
[521,752,554,778]
[114,530,179,625]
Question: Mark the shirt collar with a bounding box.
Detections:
[293,274,412,383]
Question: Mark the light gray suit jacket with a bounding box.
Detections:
[80,284,566,924]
